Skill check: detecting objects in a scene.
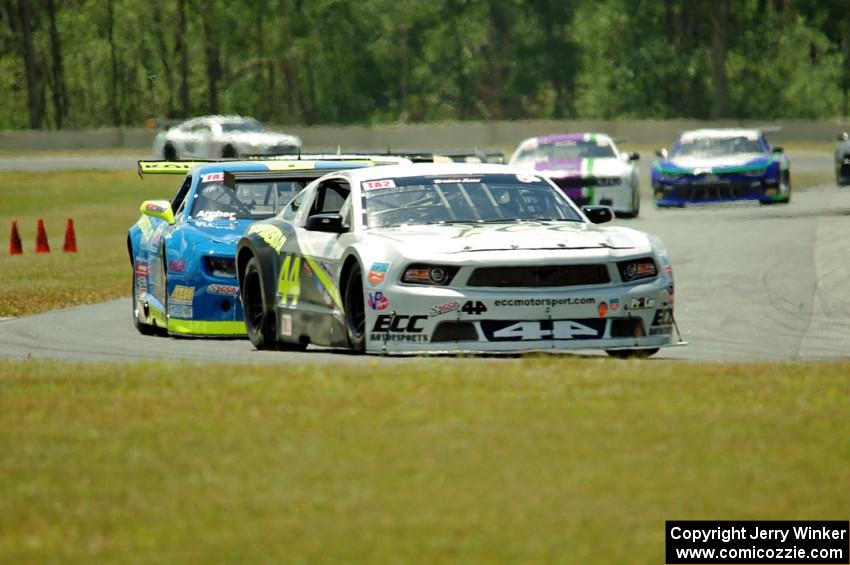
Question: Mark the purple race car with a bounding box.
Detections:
[510,133,641,218]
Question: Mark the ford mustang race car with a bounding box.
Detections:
[236,163,681,356]
[509,133,641,218]
[128,158,384,337]
[835,132,850,186]
[652,128,790,206]
[151,115,301,160]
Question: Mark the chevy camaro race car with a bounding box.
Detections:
[151,115,301,160]
[128,158,387,337]
[835,132,850,186]
[652,128,790,206]
[509,133,641,218]
[236,163,681,356]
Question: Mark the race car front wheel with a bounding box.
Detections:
[242,257,278,350]
[343,262,366,353]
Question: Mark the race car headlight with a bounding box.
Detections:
[205,257,236,278]
[401,264,459,286]
[617,258,657,282]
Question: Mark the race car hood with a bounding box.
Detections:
[532,157,629,178]
[224,131,301,147]
[658,153,771,174]
[366,222,647,254]
[185,218,253,247]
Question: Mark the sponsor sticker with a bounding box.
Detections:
[195,210,236,221]
[145,202,166,214]
[368,291,390,311]
[629,297,656,310]
[201,172,225,183]
[652,308,674,327]
[170,285,195,303]
[430,300,460,317]
[208,284,238,296]
[363,179,396,191]
[168,259,186,272]
[434,178,481,184]
[367,262,390,287]
[134,260,148,277]
[598,302,608,318]
[280,314,292,336]
[493,297,596,307]
[610,297,620,312]
[370,315,428,342]
[247,224,287,254]
[168,303,193,318]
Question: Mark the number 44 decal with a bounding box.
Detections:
[461,301,487,315]
[482,319,604,341]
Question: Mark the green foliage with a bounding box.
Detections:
[0,0,848,129]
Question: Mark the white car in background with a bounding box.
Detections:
[236,163,679,357]
[152,115,301,160]
[510,133,641,218]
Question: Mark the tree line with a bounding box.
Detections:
[1,0,849,130]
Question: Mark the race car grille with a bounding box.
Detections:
[431,321,479,342]
[466,265,610,288]
[664,182,756,201]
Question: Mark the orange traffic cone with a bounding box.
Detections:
[35,219,50,253]
[9,220,22,255]
[63,218,77,253]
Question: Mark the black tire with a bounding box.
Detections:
[222,144,238,158]
[343,262,366,353]
[163,144,177,161]
[605,348,659,359]
[131,259,159,336]
[761,171,791,205]
[242,257,278,350]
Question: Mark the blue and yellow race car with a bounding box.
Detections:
[128,158,386,337]
[652,129,790,207]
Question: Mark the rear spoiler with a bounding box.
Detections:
[137,160,218,178]
[245,148,506,164]
[222,168,348,190]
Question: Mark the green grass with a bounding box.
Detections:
[0,358,848,563]
[0,171,174,317]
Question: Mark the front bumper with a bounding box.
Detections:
[363,278,678,354]
[654,174,782,206]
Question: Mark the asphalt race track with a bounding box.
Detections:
[2,150,849,363]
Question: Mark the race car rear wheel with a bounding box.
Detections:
[163,144,178,161]
[222,144,238,158]
[343,262,366,353]
[242,257,278,350]
[605,348,659,359]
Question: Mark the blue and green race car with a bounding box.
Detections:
[652,128,790,207]
[128,158,386,337]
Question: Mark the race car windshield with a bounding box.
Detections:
[672,136,766,157]
[363,174,583,228]
[220,121,265,133]
[513,140,616,164]
[191,178,306,221]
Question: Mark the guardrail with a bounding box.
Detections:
[2,119,849,153]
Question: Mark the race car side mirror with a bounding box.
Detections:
[628,151,640,161]
[772,146,784,153]
[140,200,175,225]
[305,213,347,233]
[655,148,668,159]
[839,132,849,141]
[582,205,614,224]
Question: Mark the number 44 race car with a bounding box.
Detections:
[236,163,684,356]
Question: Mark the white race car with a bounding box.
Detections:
[236,163,679,357]
[152,115,301,160]
[510,133,641,218]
